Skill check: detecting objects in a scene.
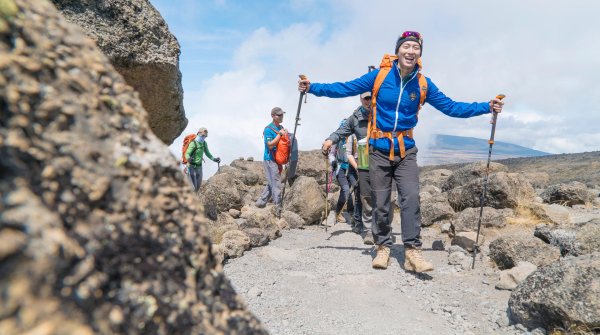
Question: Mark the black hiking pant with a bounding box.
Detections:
[370,146,422,248]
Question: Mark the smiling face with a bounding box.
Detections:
[396,40,421,73]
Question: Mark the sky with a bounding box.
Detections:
[150,0,600,178]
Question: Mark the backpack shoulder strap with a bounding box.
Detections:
[367,54,398,152]
[417,73,428,108]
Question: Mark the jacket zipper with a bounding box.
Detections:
[393,65,418,133]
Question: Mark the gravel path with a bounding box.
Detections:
[224,214,534,335]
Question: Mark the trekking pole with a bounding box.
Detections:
[323,157,331,232]
[472,94,506,269]
[278,74,307,218]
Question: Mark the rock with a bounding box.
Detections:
[281,210,306,229]
[448,252,468,265]
[421,184,442,196]
[442,162,508,192]
[535,221,600,256]
[447,172,536,211]
[448,245,468,255]
[283,176,325,225]
[509,253,600,331]
[495,262,537,290]
[489,234,561,269]
[432,240,446,251]
[453,207,513,232]
[541,181,594,207]
[451,232,483,252]
[420,169,453,189]
[201,173,243,220]
[420,194,455,227]
[527,203,572,225]
[521,172,550,190]
[0,1,266,333]
[51,0,187,144]
[228,208,241,218]
[220,230,251,258]
[242,228,271,247]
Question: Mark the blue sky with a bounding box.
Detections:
[150,0,600,178]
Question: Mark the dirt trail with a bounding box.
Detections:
[224,214,529,335]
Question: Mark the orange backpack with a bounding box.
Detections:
[367,54,428,160]
[267,126,290,165]
[181,134,197,164]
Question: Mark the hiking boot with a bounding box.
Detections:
[362,230,374,245]
[404,247,433,273]
[255,201,266,208]
[372,245,391,269]
[335,212,346,223]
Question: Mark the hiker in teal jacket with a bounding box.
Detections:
[185,127,220,192]
[298,31,504,272]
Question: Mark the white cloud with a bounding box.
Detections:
[167,0,600,178]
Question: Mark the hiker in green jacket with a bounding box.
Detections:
[185,127,220,192]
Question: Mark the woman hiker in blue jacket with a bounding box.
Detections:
[298,31,504,272]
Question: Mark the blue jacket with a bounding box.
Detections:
[308,61,491,154]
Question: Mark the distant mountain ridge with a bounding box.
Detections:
[420,134,550,166]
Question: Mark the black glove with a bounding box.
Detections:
[214,157,221,163]
[331,160,338,171]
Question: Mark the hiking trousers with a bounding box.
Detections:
[256,160,282,206]
[335,167,355,214]
[370,146,422,248]
[188,165,203,192]
[357,168,372,231]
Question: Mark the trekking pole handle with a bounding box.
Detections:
[299,74,308,103]
[488,94,505,144]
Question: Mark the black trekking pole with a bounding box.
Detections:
[472,94,506,269]
[278,75,307,218]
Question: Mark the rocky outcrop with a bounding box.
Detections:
[50,0,187,144]
[509,253,600,331]
[0,1,265,333]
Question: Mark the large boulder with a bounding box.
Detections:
[0,1,265,333]
[509,253,600,331]
[489,234,561,269]
[453,207,513,232]
[541,181,593,207]
[230,159,266,185]
[201,173,244,220]
[296,150,328,184]
[447,172,536,211]
[50,0,187,144]
[420,194,454,227]
[442,161,508,192]
[420,169,453,189]
[283,176,325,224]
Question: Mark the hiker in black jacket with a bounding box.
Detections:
[322,92,374,245]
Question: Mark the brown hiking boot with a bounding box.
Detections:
[336,212,346,223]
[404,247,433,273]
[362,230,374,245]
[372,245,391,269]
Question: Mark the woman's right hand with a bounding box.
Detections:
[298,76,310,93]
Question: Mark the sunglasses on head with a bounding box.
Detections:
[401,31,422,40]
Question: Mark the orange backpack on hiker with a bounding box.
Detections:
[267,126,290,165]
[367,54,428,160]
[181,134,197,164]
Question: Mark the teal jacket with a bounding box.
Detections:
[185,140,215,167]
